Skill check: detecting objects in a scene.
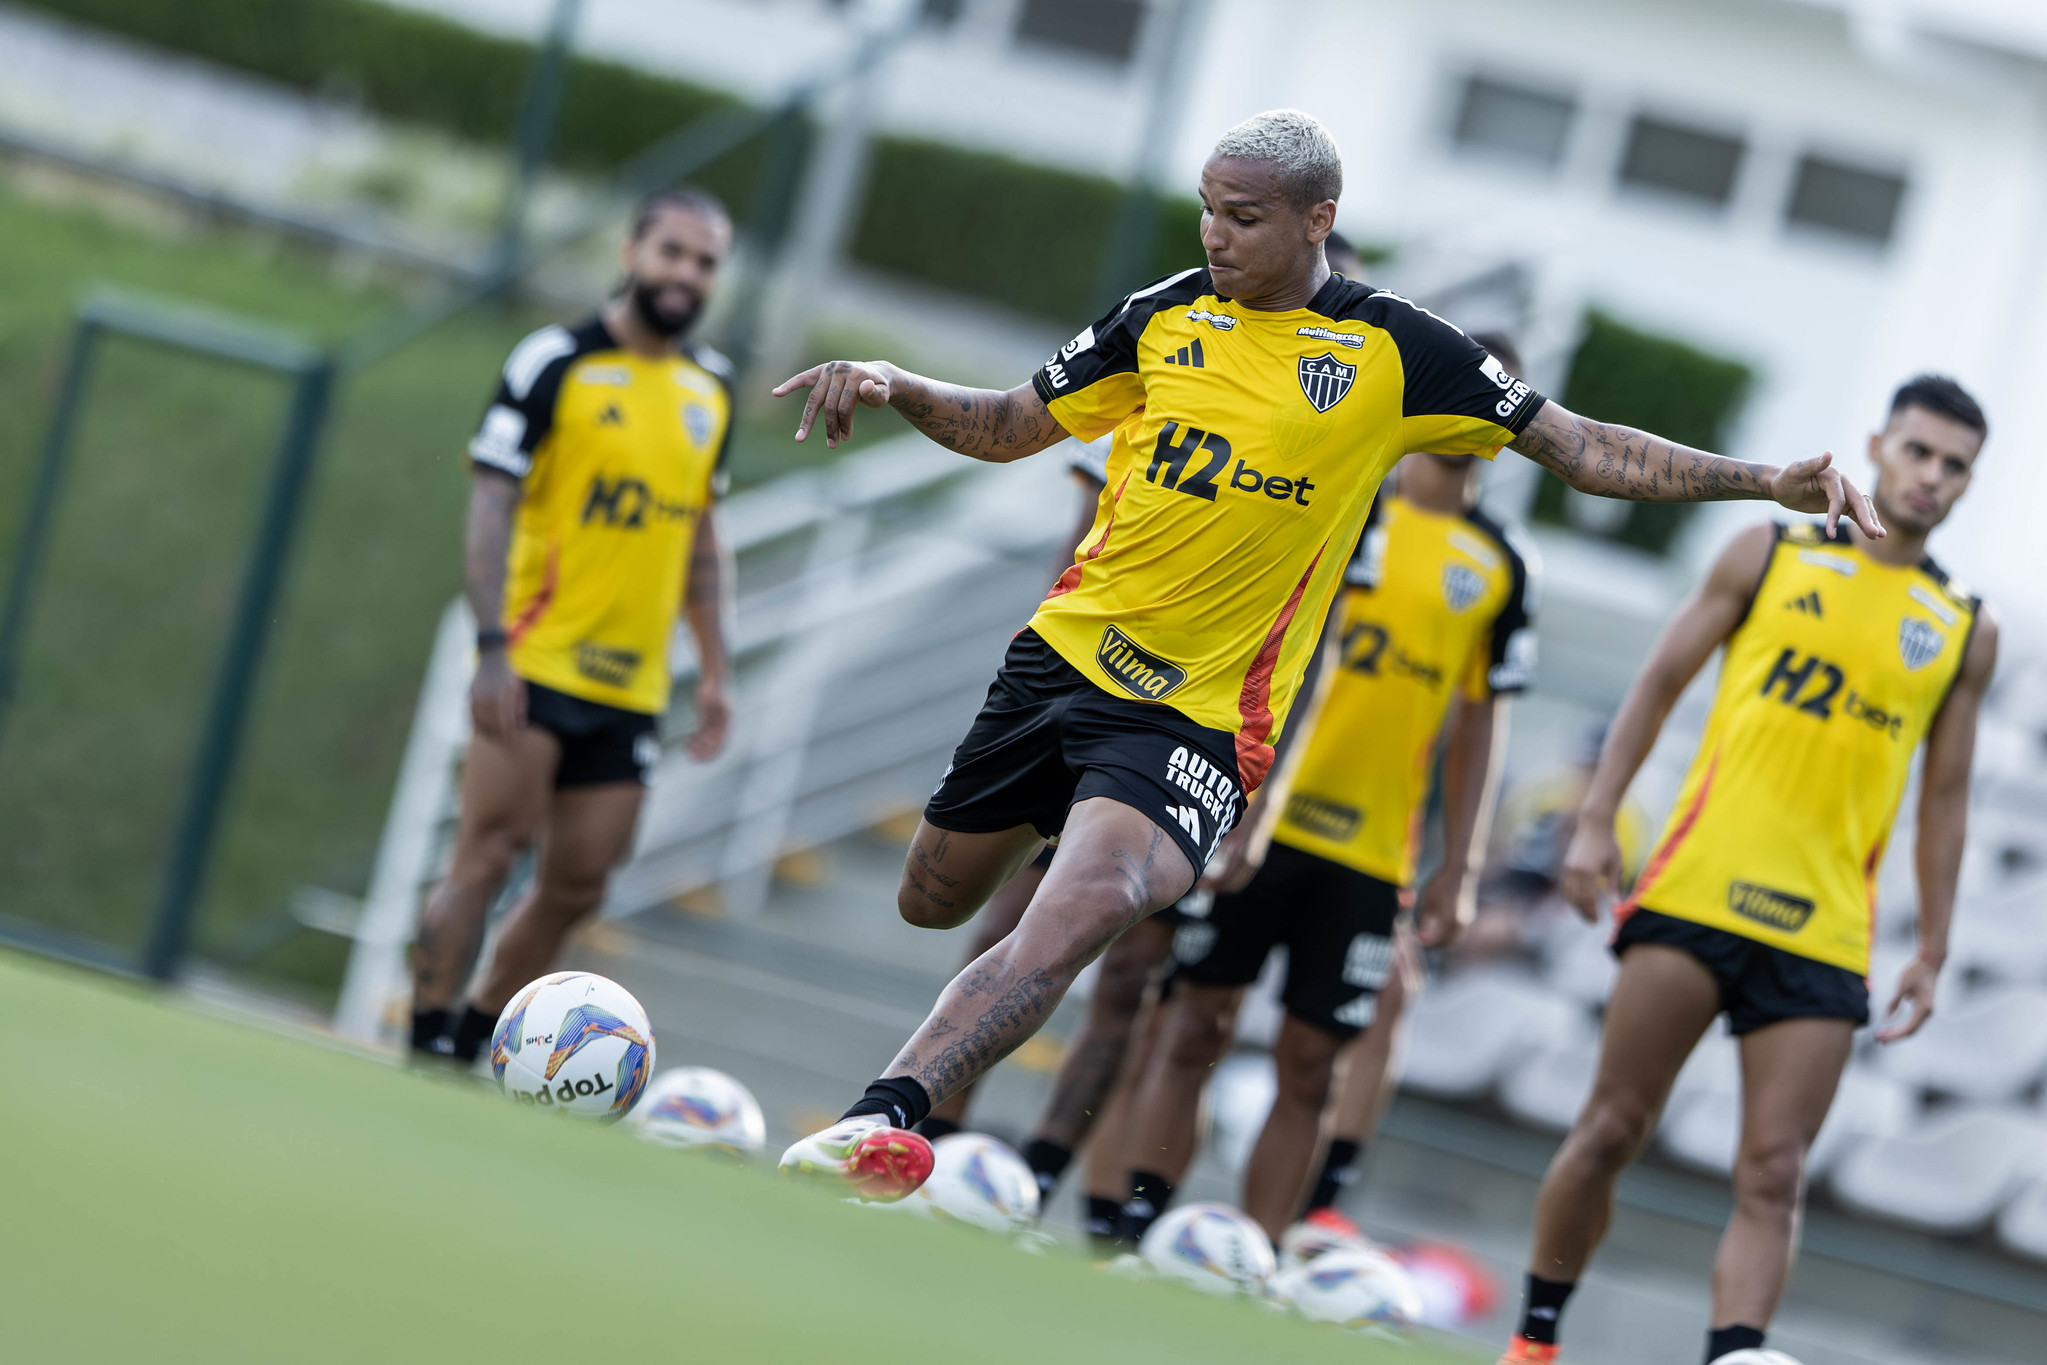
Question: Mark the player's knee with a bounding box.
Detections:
[896,877,971,931]
[1574,1097,1657,1169]
[1272,1038,1337,1110]
[1160,1002,1233,1073]
[1090,949,1156,1022]
[454,826,529,887]
[1732,1135,1808,1215]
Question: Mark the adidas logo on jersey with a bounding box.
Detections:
[1169,805,1202,843]
[1784,589,1823,616]
[1163,338,1206,367]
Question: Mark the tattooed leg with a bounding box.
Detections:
[894,819,1042,930]
[889,797,1195,1105]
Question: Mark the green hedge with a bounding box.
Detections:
[1532,309,1754,555]
[851,137,1207,323]
[15,0,1362,327]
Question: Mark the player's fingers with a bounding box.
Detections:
[1843,476,1885,539]
[794,376,828,443]
[833,373,864,447]
[1878,991,1932,1043]
[1822,467,1845,538]
[771,366,822,399]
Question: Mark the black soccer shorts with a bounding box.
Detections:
[1615,907,1870,1035]
[924,629,1244,880]
[524,680,660,789]
[1168,841,1402,1039]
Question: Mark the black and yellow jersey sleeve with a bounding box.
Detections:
[1340,292,1545,457]
[684,340,737,499]
[468,319,612,479]
[1032,268,1207,441]
[1461,505,1539,699]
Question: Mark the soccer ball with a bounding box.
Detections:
[910,1133,1040,1231]
[1279,1217,1373,1268]
[1270,1247,1423,1328]
[627,1067,765,1152]
[1138,1203,1276,1296]
[490,971,654,1119]
[1708,1353,1804,1365]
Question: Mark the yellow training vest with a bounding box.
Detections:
[1621,523,1979,973]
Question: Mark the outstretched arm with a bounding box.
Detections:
[773,360,1068,462]
[1558,523,1777,919]
[1881,607,2000,1042]
[1511,400,1885,539]
[1415,694,1509,948]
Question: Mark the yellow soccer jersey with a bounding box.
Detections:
[469,317,732,714]
[1031,269,1543,791]
[1275,495,1538,885]
[1621,523,1981,973]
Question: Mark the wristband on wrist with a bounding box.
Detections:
[476,629,509,652]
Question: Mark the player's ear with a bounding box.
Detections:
[1306,200,1338,242]
[1866,428,1884,466]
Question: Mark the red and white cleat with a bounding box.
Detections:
[1497,1337,1560,1365]
[778,1117,934,1202]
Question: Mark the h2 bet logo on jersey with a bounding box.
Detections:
[1146,422,1316,507]
[1297,353,1356,413]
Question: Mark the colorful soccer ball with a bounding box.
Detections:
[490,972,654,1119]
[1270,1246,1423,1328]
[910,1133,1041,1231]
[1138,1203,1276,1296]
[1279,1217,1374,1269]
[627,1067,765,1152]
[1707,1353,1804,1365]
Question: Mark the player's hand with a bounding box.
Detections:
[470,651,526,739]
[772,360,895,449]
[1197,824,1264,895]
[1558,814,1622,924]
[1767,451,1885,540]
[687,676,732,761]
[1876,954,1941,1043]
[1414,872,1475,950]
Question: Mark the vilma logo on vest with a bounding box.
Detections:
[1298,353,1356,413]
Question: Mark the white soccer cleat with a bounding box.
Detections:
[777,1117,934,1202]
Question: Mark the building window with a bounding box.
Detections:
[1618,115,1745,207]
[1015,0,1146,65]
[1451,76,1576,169]
[1786,155,1906,246]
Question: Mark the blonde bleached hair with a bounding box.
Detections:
[1211,109,1343,208]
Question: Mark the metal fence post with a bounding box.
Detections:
[142,357,337,981]
[489,0,585,291]
[0,320,100,748]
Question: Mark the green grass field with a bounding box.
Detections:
[1,950,1474,1363]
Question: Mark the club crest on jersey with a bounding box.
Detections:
[1298,352,1356,413]
[1441,564,1486,613]
[683,401,715,448]
[1898,616,1944,672]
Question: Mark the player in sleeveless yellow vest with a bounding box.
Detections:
[768,109,1887,1201]
[407,188,737,1065]
[1498,377,1998,1365]
[1112,332,1536,1247]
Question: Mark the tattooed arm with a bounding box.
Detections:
[680,505,732,761]
[1510,400,1886,539]
[773,361,1067,462]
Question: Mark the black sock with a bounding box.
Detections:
[1119,1170,1175,1244]
[842,1076,931,1131]
[1084,1195,1124,1243]
[409,1008,452,1054]
[448,1005,497,1064]
[1706,1325,1765,1362]
[1022,1139,1073,1200]
[1518,1274,1576,1346]
[1305,1137,1364,1213]
[916,1116,961,1141]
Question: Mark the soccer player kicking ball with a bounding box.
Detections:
[1498,376,1995,1365]
[1113,334,1536,1248]
[771,108,1884,1202]
[407,187,737,1064]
